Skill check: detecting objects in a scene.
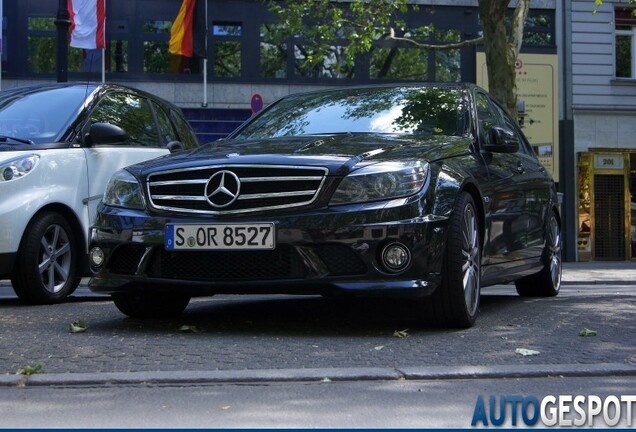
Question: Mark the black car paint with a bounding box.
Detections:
[88,83,559,302]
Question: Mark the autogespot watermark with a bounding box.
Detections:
[471,395,636,427]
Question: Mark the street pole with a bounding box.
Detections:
[55,0,70,83]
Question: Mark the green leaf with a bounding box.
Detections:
[178,325,200,333]
[579,328,598,337]
[68,320,87,333]
[18,364,44,376]
[393,328,409,338]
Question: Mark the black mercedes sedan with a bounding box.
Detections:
[88,83,561,328]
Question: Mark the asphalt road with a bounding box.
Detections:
[0,280,634,374]
[0,271,635,428]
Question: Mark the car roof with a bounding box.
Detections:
[0,82,179,110]
[283,82,478,98]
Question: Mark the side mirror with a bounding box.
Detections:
[482,127,519,154]
[86,122,127,146]
[167,140,185,153]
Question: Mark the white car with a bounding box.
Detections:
[0,83,199,304]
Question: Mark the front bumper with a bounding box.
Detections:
[89,198,449,298]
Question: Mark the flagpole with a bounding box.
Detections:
[101,1,105,83]
[202,0,208,107]
[0,0,3,90]
[101,47,105,83]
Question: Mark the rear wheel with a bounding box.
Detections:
[418,192,481,328]
[515,212,561,297]
[11,212,81,304]
[112,291,191,318]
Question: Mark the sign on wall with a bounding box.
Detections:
[476,52,560,183]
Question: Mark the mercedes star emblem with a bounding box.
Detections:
[205,170,241,208]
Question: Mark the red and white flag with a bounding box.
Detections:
[68,0,105,49]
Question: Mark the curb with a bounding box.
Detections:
[2,363,635,388]
[561,280,636,285]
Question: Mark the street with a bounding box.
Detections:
[0,262,635,428]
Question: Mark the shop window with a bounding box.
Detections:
[212,23,241,77]
[615,7,636,79]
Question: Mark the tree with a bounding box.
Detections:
[268,0,530,123]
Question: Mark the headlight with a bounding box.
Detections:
[0,155,39,182]
[330,160,429,205]
[102,169,145,209]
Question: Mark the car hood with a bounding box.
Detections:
[127,133,472,178]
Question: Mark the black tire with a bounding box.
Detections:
[418,192,481,328]
[515,212,561,297]
[112,291,191,318]
[11,212,81,304]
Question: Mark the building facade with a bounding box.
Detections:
[14,1,625,261]
[565,0,636,261]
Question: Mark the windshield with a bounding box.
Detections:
[0,86,92,144]
[233,86,469,141]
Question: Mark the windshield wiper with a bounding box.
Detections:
[0,135,34,145]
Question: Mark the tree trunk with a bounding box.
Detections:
[478,0,518,122]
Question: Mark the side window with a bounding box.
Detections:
[89,92,160,147]
[152,102,178,146]
[492,101,534,157]
[475,92,499,145]
[170,110,200,149]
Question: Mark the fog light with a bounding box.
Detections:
[381,243,411,272]
[2,167,13,181]
[89,247,105,267]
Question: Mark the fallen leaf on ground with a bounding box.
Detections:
[17,364,44,375]
[515,348,540,356]
[393,329,409,338]
[579,328,597,337]
[68,320,87,333]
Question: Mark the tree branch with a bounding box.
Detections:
[388,28,483,50]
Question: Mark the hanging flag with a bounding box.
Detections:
[169,0,206,58]
[68,0,105,50]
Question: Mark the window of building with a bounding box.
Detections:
[143,20,171,74]
[370,46,428,80]
[523,12,554,46]
[615,7,636,79]
[294,44,353,79]
[260,24,287,79]
[371,27,460,81]
[212,23,241,77]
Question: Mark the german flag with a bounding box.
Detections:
[169,0,206,58]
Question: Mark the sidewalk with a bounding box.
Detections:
[561,260,636,285]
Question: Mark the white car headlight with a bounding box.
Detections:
[330,160,429,205]
[103,169,145,210]
[0,154,40,182]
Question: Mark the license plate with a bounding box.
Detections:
[165,223,275,250]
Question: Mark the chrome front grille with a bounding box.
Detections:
[147,164,328,214]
